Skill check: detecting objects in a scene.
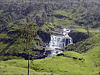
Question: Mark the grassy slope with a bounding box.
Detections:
[83,46,100,75]
[0,59,56,75]
[31,51,99,75]
[0,50,99,75]
[83,46,100,67]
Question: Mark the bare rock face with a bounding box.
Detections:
[69,31,89,43]
[37,30,50,43]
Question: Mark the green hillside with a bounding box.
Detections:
[0,49,99,75]
[0,0,100,75]
[84,46,100,67]
[0,32,100,75]
[64,31,100,53]
[30,51,99,75]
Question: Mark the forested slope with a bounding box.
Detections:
[0,0,100,60]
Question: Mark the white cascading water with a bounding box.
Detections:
[69,37,73,44]
[48,35,65,48]
[48,28,73,48]
[44,28,73,57]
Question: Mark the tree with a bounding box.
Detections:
[85,25,89,36]
[42,12,47,23]
[51,16,54,24]
[19,22,36,75]
[26,16,32,23]
[84,0,90,36]
[47,16,50,24]
[36,15,44,26]
[42,12,47,19]
[36,15,41,25]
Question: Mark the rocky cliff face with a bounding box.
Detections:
[37,30,50,43]
[69,31,89,43]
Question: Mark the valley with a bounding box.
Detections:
[0,0,100,75]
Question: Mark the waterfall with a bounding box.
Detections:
[44,28,73,57]
[48,35,65,48]
[70,38,73,44]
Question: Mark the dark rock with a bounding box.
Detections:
[73,57,77,59]
[57,53,64,56]
[41,68,44,70]
[79,57,83,60]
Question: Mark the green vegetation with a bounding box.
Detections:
[0,59,55,75]
[64,32,100,53]
[0,31,100,75]
[0,0,100,75]
[0,48,99,75]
